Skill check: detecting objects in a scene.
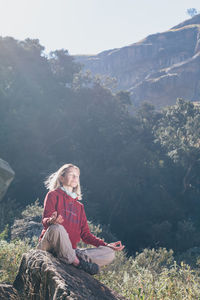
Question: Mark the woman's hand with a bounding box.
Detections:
[48,211,64,225]
[107,241,125,251]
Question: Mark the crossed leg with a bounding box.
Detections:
[37,224,115,267]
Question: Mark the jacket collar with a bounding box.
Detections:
[55,188,78,200]
[60,186,77,199]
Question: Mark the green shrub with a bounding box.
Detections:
[21,199,43,218]
[0,239,31,283]
[0,224,9,241]
[96,248,200,299]
[134,247,174,273]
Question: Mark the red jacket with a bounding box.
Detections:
[39,188,107,249]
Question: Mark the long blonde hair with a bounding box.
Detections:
[44,164,82,200]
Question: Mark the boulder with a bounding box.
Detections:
[0,284,20,300]
[0,158,15,201]
[11,216,42,242]
[13,249,126,300]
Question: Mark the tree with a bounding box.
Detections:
[49,49,81,86]
[186,8,198,18]
[154,99,200,194]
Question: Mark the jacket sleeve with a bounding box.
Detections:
[80,205,107,247]
[42,192,57,229]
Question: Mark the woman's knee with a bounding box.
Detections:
[106,247,115,262]
[47,224,66,238]
[100,246,115,263]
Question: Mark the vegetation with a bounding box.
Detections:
[186,8,198,17]
[0,239,31,283]
[21,199,43,218]
[1,37,200,257]
[98,249,200,299]
[1,213,200,299]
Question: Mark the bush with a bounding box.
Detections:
[21,199,43,218]
[97,248,200,299]
[134,247,174,274]
[0,225,9,241]
[0,239,31,283]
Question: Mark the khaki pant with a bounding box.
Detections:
[37,224,115,267]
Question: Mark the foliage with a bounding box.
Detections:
[0,239,31,283]
[0,225,9,241]
[1,37,200,254]
[154,99,200,168]
[21,199,43,218]
[97,248,200,299]
[134,247,174,274]
[186,8,198,17]
[153,99,200,251]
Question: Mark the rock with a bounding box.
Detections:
[0,284,20,300]
[11,216,42,242]
[75,14,200,108]
[172,13,200,29]
[0,158,15,201]
[13,249,126,300]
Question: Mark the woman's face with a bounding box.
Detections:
[60,167,80,189]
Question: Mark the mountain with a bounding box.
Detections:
[75,14,200,108]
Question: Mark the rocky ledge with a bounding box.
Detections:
[0,284,20,300]
[8,249,126,300]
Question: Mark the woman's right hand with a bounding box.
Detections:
[107,241,125,251]
[48,211,64,225]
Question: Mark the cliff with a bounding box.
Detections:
[76,14,200,108]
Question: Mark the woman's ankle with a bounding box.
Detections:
[72,256,80,266]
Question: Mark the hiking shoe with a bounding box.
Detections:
[78,257,99,275]
[75,249,90,262]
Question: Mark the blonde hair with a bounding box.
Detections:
[44,163,82,200]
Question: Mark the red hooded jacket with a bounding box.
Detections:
[39,188,107,249]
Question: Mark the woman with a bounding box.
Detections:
[37,163,124,275]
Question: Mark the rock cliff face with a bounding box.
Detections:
[76,15,200,108]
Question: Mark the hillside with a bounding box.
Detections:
[76,14,200,108]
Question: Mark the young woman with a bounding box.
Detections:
[37,163,124,275]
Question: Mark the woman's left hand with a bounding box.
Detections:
[107,241,125,251]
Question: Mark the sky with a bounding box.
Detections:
[0,0,199,55]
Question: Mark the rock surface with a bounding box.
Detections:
[13,249,125,300]
[11,215,42,241]
[0,158,15,201]
[76,14,200,108]
[0,284,20,300]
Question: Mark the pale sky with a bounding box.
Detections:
[0,0,199,55]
